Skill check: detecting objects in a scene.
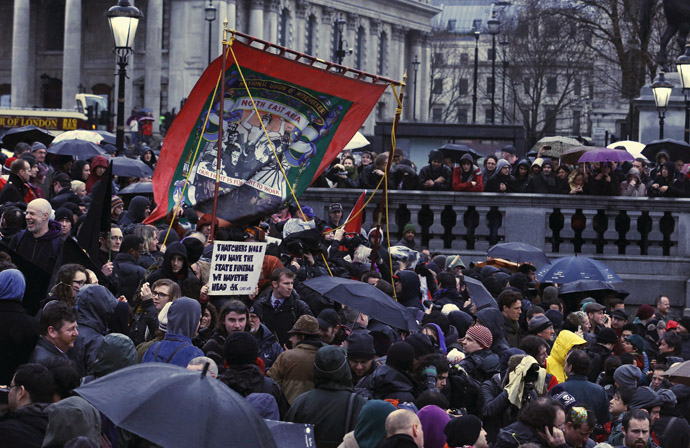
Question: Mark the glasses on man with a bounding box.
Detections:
[152,290,170,299]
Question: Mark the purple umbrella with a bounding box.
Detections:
[578,148,634,163]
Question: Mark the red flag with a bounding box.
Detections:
[344,190,366,234]
[146,39,387,226]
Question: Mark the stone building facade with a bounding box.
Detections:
[1,0,440,136]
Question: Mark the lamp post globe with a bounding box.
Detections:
[675,44,690,142]
[651,71,673,140]
[487,13,500,125]
[106,0,143,155]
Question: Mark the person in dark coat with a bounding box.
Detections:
[0,363,55,448]
[142,297,204,366]
[548,350,610,425]
[460,325,500,383]
[418,149,451,191]
[648,162,686,197]
[286,345,367,448]
[584,328,617,383]
[112,234,146,301]
[145,241,196,289]
[513,159,531,193]
[495,397,566,448]
[118,195,150,228]
[217,331,289,418]
[0,158,32,205]
[49,173,80,209]
[248,304,283,370]
[393,270,423,310]
[484,159,516,193]
[0,269,38,385]
[9,198,64,275]
[70,284,119,377]
[584,162,620,196]
[527,158,557,194]
[28,301,77,365]
[369,342,422,403]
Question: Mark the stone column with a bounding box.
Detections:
[224,0,236,32]
[346,13,358,68]
[391,25,406,83]
[61,0,81,109]
[419,32,431,122]
[145,0,163,133]
[249,0,264,39]
[11,0,31,107]
[320,7,335,61]
[265,0,279,44]
[408,33,422,121]
[295,0,309,53]
[368,19,380,75]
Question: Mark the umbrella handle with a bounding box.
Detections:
[201,362,210,378]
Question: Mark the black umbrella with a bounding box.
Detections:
[265,420,315,448]
[487,242,550,266]
[302,276,419,331]
[118,181,153,195]
[1,125,55,149]
[642,138,690,163]
[464,276,498,310]
[558,280,628,299]
[94,130,117,146]
[76,363,277,448]
[112,157,154,178]
[47,139,106,158]
[438,143,483,163]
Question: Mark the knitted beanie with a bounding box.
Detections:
[636,304,655,320]
[466,325,493,349]
[224,331,259,365]
[444,415,482,447]
[386,341,415,372]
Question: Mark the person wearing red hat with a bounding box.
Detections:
[459,325,499,382]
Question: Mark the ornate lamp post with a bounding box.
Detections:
[500,37,509,124]
[106,0,143,155]
[675,44,690,143]
[487,10,500,125]
[651,71,673,140]
[335,14,347,65]
[412,55,420,121]
[205,0,217,66]
[472,28,480,124]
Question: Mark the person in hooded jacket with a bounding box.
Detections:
[217,331,289,418]
[527,159,557,194]
[620,167,647,197]
[140,147,157,170]
[339,399,397,448]
[494,397,567,448]
[476,307,512,354]
[0,269,38,385]
[418,149,451,191]
[118,195,151,228]
[648,162,686,197]
[546,329,587,383]
[584,162,620,196]
[41,396,102,448]
[485,159,516,193]
[145,241,196,289]
[287,345,367,448]
[9,198,64,275]
[85,155,109,193]
[452,154,484,192]
[369,341,423,403]
[248,304,283,370]
[142,297,204,366]
[393,270,423,310]
[69,284,119,377]
[460,325,500,383]
[513,159,532,193]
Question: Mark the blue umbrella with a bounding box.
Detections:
[94,130,117,146]
[112,157,154,178]
[537,256,621,284]
[76,363,277,448]
[487,242,550,266]
[464,276,498,310]
[48,139,106,158]
[118,181,152,195]
[558,280,628,298]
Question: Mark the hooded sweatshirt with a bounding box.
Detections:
[395,270,423,310]
[485,159,515,193]
[9,220,64,274]
[142,297,203,367]
[85,155,109,193]
[452,154,484,192]
[118,195,150,227]
[418,405,451,448]
[146,241,195,287]
[527,159,556,194]
[545,330,587,383]
[419,150,452,190]
[620,167,647,197]
[351,400,397,448]
[72,285,119,376]
[42,397,102,448]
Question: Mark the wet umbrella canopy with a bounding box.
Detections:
[48,139,107,158]
[642,138,690,163]
[0,125,55,149]
[487,242,550,266]
[112,157,154,178]
[537,256,622,284]
[76,363,277,448]
[303,276,419,331]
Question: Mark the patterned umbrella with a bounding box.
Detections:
[531,136,583,158]
[52,130,103,145]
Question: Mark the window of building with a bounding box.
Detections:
[487,77,495,94]
[0,84,10,108]
[356,26,365,70]
[378,32,388,76]
[434,52,444,66]
[306,15,317,55]
[459,78,469,96]
[44,0,65,51]
[572,110,581,135]
[524,78,531,95]
[488,48,495,61]
[432,107,443,122]
[574,78,581,97]
[547,77,557,95]
[544,107,557,135]
[460,53,469,63]
[279,8,290,46]
[433,79,444,94]
[485,108,494,124]
[447,19,456,31]
[472,19,482,32]
[458,108,468,124]
[377,101,386,121]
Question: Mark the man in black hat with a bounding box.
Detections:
[584,302,608,335]
[611,309,629,334]
[501,144,518,171]
[445,414,489,448]
[325,202,343,229]
[317,308,340,344]
[527,315,555,342]
[346,331,377,387]
[584,327,617,382]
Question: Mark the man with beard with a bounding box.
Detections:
[621,409,655,448]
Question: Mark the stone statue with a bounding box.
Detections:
[640,0,690,67]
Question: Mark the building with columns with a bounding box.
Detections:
[0,0,440,137]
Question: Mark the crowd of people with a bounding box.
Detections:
[321,144,687,198]
[0,134,689,448]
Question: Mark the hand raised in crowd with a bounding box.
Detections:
[101,261,113,277]
[140,282,152,301]
[542,426,566,447]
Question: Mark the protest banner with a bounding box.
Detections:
[209,241,266,295]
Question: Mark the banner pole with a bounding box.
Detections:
[370,73,407,274]
[209,19,229,244]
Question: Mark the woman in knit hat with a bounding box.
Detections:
[459,325,500,382]
[111,195,124,224]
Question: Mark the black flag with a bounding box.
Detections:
[78,161,112,264]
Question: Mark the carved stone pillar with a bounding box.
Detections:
[145,0,163,132]
[249,0,264,39]
[62,0,81,109]
[11,0,30,107]
[265,0,279,44]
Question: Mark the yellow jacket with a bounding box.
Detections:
[545,330,587,383]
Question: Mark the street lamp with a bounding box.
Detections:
[500,37,508,124]
[472,28,480,124]
[335,14,347,65]
[512,81,520,124]
[487,9,500,125]
[651,71,673,140]
[106,0,143,155]
[675,44,690,143]
[205,0,217,66]
[412,55,420,121]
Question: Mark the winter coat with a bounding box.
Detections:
[112,252,145,301]
[546,330,586,383]
[0,172,31,205]
[49,188,80,209]
[85,155,109,193]
[42,396,102,448]
[459,348,500,383]
[495,421,549,448]
[378,434,419,448]
[28,336,69,364]
[485,172,516,193]
[419,163,452,191]
[549,374,610,425]
[0,403,49,448]
[287,346,367,448]
[71,285,119,377]
[481,374,519,444]
[142,297,204,367]
[527,173,557,194]
[9,220,64,274]
[254,290,314,347]
[268,340,324,404]
[369,364,420,403]
[218,363,290,418]
[620,168,647,197]
[145,241,196,289]
[584,343,612,383]
[648,162,686,198]
[476,307,511,354]
[452,156,484,192]
[118,196,150,228]
[129,299,158,346]
[255,323,283,370]
[0,298,39,385]
[394,270,423,310]
[504,316,521,348]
